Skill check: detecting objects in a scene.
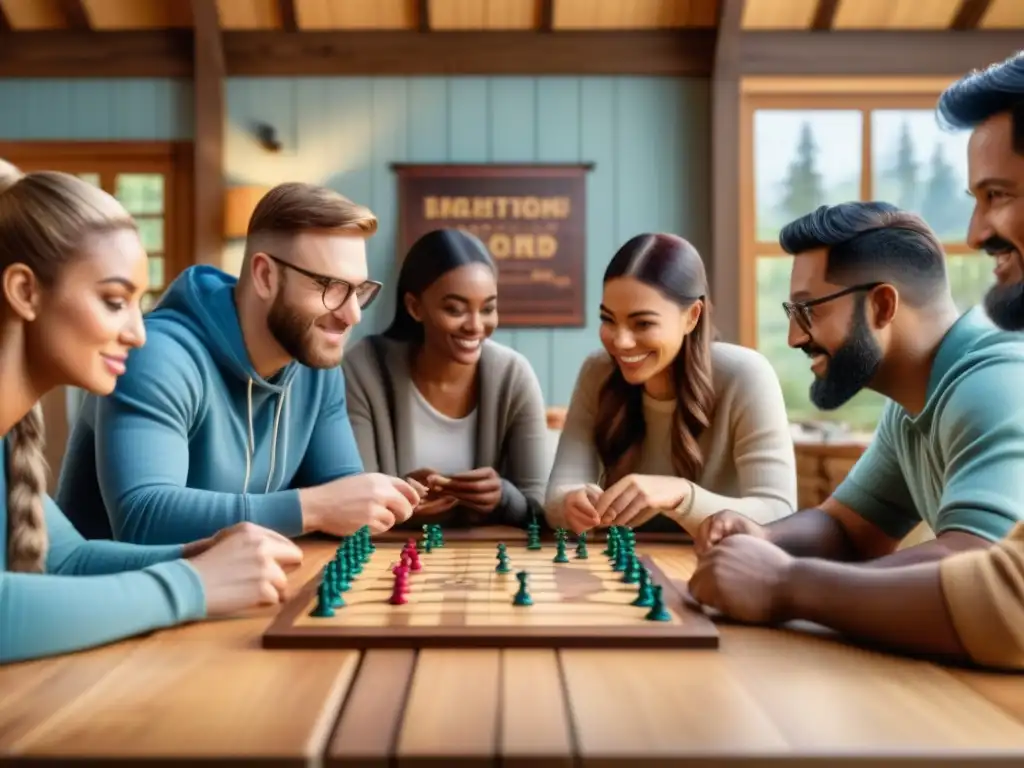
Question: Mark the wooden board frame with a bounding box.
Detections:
[263,543,718,650]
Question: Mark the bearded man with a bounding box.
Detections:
[57,182,418,544]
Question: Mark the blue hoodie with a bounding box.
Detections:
[1,437,206,664]
[56,266,365,544]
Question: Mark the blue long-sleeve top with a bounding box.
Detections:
[0,436,207,664]
[55,265,365,543]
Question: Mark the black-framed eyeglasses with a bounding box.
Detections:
[266,254,382,312]
[782,282,882,334]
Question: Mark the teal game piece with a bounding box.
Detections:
[553,536,569,563]
[575,531,589,559]
[644,585,671,621]
[631,568,655,607]
[513,571,533,606]
[309,577,335,617]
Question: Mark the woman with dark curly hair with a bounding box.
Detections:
[545,232,797,535]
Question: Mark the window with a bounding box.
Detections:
[741,87,994,435]
[0,142,193,312]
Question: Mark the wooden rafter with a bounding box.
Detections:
[190,0,225,268]
[540,0,554,31]
[278,0,297,31]
[56,0,90,30]
[811,0,840,30]
[711,0,745,342]
[418,0,429,32]
[951,0,993,30]
[0,4,11,32]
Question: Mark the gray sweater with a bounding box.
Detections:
[341,335,550,529]
[546,343,798,534]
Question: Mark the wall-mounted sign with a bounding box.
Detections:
[392,163,592,327]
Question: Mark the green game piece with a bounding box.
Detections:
[575,531,589,559]
[632,568,655,607]
[513,571,533,606]
[644,585,671,621]
[496,555,510,574]
[605,527,619,558]
[526,528,542,550]
[553,537,569,563]
[622,554,641,584]
[310,577,335,617]
[423,537,433,553]
[347,544,362,575]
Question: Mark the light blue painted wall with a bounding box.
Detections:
[227,76,710,406]
[0,78,193,140]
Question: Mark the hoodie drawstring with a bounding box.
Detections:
[242,377,289,494]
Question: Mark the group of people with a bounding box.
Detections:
[1,51,1022,670]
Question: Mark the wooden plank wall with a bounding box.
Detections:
[0,78,193,139]
[225,75,710,408]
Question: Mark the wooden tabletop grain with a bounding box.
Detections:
[3,532,1024,766]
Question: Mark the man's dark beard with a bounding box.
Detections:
[804,303,883,410]
[266,290,341,369]
[981,235,1024,330]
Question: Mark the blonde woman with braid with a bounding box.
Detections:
[545,233,798,535]
[0,160,302,665]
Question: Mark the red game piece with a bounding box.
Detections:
[392,563,410,594]
[389,569,408,605]
[404,539,422,571]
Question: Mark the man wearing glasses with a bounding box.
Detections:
[688,51,1024,669]
[57,182,419,545]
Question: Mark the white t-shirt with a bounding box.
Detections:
[408,384,477,476]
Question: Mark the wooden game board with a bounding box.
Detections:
[262,539,719,649]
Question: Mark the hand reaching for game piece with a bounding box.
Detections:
[688,533,794,624]
[434,467,503,514]
[405,468,459,517]
[562,486,601,533]
[299,473,419,536]
[693,510,767,555]
[186,522,304,616]
[593,474,690,527]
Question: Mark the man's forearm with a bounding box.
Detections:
[765,507,861,560]
[783,558,967,660]
[860,533,992,568]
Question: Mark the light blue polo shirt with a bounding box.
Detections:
[833,306,1024,542]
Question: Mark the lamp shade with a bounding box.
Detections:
[224,185,270,238]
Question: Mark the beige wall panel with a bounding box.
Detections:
[833,0,960,29]
[296,0,416,29]
[980,0,1024,28]
[741,0,817,29]
[1,0,71,29]
[83,0,192,29]
[217,0,282,29]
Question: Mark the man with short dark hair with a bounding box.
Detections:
[689,85,1024,665]
[58,182,419,544]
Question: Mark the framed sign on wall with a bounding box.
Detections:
[392,163,592,327]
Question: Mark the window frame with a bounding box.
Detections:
[738,76,976,348]
[0,140,194,303]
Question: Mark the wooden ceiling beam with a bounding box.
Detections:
[710,0,745,343]
[418,0,429,31]
[56,0,91,30]
[951,0,993,30]
[540,0,554,31]
[738,30,1022,74]
[278,0,298,31]
[0,4,11,32]
[811,0,840,30]
[190,0,225,268]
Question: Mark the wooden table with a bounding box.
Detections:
[3,534,1024,766]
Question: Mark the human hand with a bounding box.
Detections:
[300,473,419,536]
[563,487,600,533]
[688,534,794,624]
[693,510,767,556]
[186,522,304,616]
[434,467,503,514]
[593,474,689,527]
[181,520,298,558]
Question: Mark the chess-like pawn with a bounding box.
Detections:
[553,536,569,563]
[310,577,336,617]
[393,563,411,594]
[575,531,589,560]
[513,571,533,606]
[404,539,422,571]
[389,570,409,605]
[644,584,671,621]
[632,568,655,607]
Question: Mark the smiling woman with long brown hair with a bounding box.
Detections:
[545,232,798,535]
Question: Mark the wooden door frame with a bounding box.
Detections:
[0,140,195,290]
